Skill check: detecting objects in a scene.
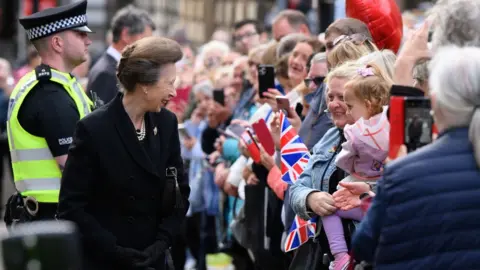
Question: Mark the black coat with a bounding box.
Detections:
[87,52,118,104]
[57,93,190,270]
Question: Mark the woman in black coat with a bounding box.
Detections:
[57,36,190,270]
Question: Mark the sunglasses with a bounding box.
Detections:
[332,33,370,48]
[304,76,325,86]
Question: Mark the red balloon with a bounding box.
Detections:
[346,0,403,53]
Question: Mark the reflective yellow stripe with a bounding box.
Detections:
[21,190,59,203]
[15,178,61,192]
[51,71,91,115]
[8,68,91,203]
[10,148,54,162]
[72,81,92,114]
[7,75,38,125]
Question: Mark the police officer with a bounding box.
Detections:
[5,0,93,223]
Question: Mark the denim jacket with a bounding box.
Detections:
[289,127,342,221]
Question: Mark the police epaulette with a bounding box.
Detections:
[34,65,52,81]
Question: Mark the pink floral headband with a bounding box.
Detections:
[357,67,375,77]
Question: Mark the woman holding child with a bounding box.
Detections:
[290,59,392,270]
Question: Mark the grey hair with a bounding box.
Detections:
[272,10,310,31]
[192,80,214,97]
[413,60,430,84]
[111,5,156,44]
[201,40,230,57]
[357,50,396,81]
[431,0,480,51]
[311,52,327,65]
[276,33,310,58]
[429,46,480,168]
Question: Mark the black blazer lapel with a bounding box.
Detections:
[109,93,159,177]
[146,112,163,174]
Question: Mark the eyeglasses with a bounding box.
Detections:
[332,34,371,48]
[234,32,258,43]
[304,76,325,86]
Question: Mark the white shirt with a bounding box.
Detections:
[106,46,121,62]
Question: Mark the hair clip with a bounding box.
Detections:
[357,67,375,77]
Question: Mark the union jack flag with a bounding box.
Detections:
[279,112,310,184]
[284,215,318,252]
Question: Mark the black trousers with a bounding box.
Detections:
[228,240,254,270]
[171,212,218,270]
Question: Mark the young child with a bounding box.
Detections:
[323,65,392,270]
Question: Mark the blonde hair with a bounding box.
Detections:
[326,61,364,84]
[213,66,234,88]
[328,39,377,69]
[357,50,396,81]
[344,64,393,116]
[247,45,269,82]
[262,41,279,65]
[248,44,269,61]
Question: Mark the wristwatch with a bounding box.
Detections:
[359,191,376,200]
[359,192,371,200]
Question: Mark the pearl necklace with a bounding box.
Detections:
[136,118,146,141]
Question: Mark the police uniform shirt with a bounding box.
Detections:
[15,0,93,157]
[17,68,80,157]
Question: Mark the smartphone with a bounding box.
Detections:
[217,128,236,139]
[225,123,246,139]
[178,123,191,139]
[276,96,290,111]
[404,97,432,152]
[241,128,261,163]
[389,96,432,158]
[258,64,275,97]
[213,88,225,106]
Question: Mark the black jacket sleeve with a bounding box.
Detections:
[87,70,118,104]
[155,114,190,246]
[200,115,233,154]
[390,85,424,97]
[201,126,220,154]
[57,121,118,262]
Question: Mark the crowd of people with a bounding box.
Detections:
[1,0,480,269]
[161,0,480,269]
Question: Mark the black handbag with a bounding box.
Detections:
[165,167,185,212]
[164,167,185,270]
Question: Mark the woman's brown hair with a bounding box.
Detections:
[325,18,373,41]
[117,36,183,92]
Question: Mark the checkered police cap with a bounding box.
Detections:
[19,0,92,41]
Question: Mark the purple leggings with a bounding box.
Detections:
[322,208,363,255]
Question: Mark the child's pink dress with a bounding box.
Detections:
[322,106,390,270]
[336,106,390,182]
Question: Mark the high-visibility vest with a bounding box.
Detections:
[6,66,93,203]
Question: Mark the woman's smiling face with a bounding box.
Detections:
[327,77,354,129]
[288,42,313,85]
